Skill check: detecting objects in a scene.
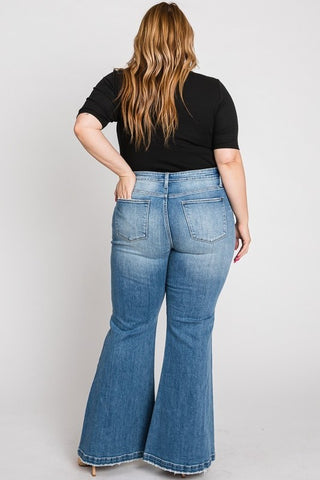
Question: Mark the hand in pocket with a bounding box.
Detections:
[114,172,137,201]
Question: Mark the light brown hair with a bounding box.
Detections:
[115,2,198,151]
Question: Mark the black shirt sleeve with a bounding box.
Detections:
[212,80,240,150]
[76,70,119,129]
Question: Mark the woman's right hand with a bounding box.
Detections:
[234,221,251,262]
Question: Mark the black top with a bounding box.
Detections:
[77,69,240,172]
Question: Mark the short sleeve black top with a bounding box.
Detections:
[76,69,240,172]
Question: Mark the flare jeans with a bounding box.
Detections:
[77,166,236,475]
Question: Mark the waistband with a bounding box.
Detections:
[133,167,221,184]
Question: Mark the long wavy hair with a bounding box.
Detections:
[114,2,198,151]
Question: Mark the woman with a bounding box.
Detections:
[74,2,251,477]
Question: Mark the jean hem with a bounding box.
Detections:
[142,452,215,475]
[77,447,144,466]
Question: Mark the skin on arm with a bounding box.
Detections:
[214,148,251,262]
[73,113,137,201]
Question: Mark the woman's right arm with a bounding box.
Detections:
[212,78,251,263]
[214,148,251,262]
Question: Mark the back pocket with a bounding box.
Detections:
[114,199,150,240]
[181,197,227,242]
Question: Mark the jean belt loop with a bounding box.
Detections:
[164,172,169,189]
[219,174,223,188]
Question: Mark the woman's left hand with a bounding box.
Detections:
[114,172,137,201]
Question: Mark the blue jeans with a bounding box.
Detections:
[77,167,235,475]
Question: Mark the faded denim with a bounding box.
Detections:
[77,166,236,475]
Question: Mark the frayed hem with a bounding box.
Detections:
[142,452,215,475]
[77,448,214,474]
[77,448,143,466]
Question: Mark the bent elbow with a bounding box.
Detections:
[73,120,82,137]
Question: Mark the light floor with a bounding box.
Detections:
[1,410,318,480]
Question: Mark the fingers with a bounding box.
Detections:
[114,190,133,201]
[114,194,132,200]
[234,238,251,263]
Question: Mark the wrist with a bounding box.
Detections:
[235,218,249,226]
[118,170,135,178]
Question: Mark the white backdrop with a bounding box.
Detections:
[1,1,319,479]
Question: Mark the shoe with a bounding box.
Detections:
[78,457,96,476]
